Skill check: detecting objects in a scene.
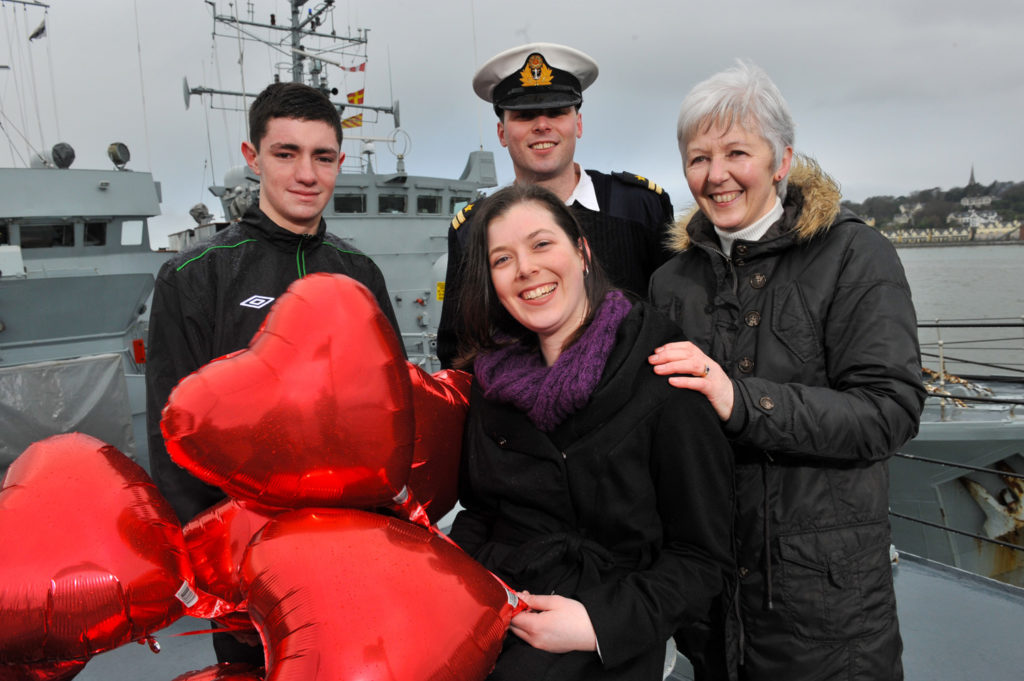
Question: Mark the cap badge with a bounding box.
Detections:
[519,53,554,88]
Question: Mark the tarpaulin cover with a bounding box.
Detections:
[0,353,134,471]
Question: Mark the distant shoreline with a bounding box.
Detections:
[891,240,1024,249]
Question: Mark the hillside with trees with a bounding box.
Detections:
[842,180,1024,231]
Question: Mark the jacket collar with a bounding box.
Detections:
[240,205,327,251]
[667,155,842,253]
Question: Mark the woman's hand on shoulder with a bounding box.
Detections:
[509,592,597,654]
[648,341,734,421]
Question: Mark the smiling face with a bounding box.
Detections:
[497,107,582,188]
[487,200,589,364]
[241,116,343,234]
[683,118,792,232]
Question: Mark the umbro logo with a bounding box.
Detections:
[240,295,276,309]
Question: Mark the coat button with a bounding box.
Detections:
[738,357,754,373]
[759,396,775,410]
[734,258,746,267]
[744,311,761,327]
[739,567,750,578]
[750,272,767,289]
[735,244,749,256]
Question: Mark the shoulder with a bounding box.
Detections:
[321,232,368,259]
[805,213,909,288]
[450,198,484,232]
[160,224,257,278]
[587,169,673,221]
[610,170,668,197]
[632,301,688,347]
[587,169,667,197]
[320,233,386,277]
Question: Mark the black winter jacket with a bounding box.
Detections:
[650,158,925,681]
[450,302,734,681]
[146,206,400,523]
[437,169,674,368]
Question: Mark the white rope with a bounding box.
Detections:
[42,7,58,140]
[16,4,45,154]
[233,0,249,141]
[469,0,483,150]
[132,0,152,170]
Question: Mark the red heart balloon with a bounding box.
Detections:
[169,662,264,681]
[241,509,524,681]
[406,367,471,524]
[0,658,85,681]
[184,498,279,637]
[0,434,201,668]
[161,274,415,510]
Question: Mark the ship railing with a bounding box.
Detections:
[890,453,1024,555]
[918,317,1024,412]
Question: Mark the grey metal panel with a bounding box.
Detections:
[0,273,153,344]
[0,168,161,219]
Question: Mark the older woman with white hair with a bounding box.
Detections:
[648,61,925,680]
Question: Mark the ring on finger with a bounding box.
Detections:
[703,363,710,377]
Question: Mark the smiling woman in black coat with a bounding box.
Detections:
[649,61,925,681]
[448,183,734,681]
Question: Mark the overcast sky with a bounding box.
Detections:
[3,1,1022,245]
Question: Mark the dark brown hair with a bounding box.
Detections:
[453,183,613,368]
[248,82,343,150]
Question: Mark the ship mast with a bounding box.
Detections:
[183,1,397,125]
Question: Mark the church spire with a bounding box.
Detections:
[968,164,977,186]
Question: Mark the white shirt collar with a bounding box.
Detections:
[565,164,600,211]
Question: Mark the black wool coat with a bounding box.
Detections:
[450,302,735,681]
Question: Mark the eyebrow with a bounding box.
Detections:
[488,228,553,256]
[267,142,338,157]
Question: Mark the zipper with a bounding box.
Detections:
[296,235,312,277]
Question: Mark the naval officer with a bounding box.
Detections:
[437,42,674,369]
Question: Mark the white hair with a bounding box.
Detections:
[677,60,795,198]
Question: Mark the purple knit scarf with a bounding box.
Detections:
[474,291,633,431]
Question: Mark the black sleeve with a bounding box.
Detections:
[145,262,225,523]
[361,258,405,358]
[436,224,464,369]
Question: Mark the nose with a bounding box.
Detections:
[516,253,539,279]
[294,154,316,184]
[708,155,729,184]
[531,115,552,132]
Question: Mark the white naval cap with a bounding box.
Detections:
[472,42,599,113]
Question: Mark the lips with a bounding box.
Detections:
[521,283,556,301]
[711,191,741,204]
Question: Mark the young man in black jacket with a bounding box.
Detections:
[145,81,399,664]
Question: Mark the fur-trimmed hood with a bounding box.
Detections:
[666,155,842,253]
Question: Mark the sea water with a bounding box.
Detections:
[896,244,1024,375]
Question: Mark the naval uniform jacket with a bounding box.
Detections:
[649,158,926,681]
[146,206,400,523]
[449,302,734,681]
[436,170,674,368]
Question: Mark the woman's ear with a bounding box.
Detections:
[578,237,592,260]
[578,237,592,275]
[774,146,794,182]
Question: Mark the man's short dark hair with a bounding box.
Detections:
[248,82,344,150]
